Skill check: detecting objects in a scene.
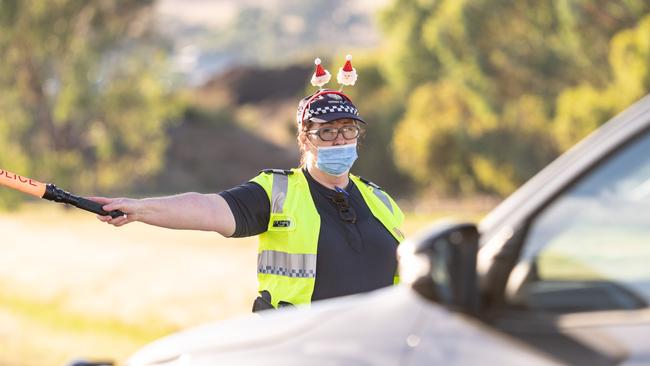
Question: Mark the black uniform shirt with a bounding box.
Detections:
[219,169,399,302]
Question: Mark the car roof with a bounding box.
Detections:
[479,94,650,244]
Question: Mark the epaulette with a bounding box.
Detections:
[260,169,294,175]
[358,176,383,190]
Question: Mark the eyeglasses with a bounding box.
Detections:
[306,125,363,142]
[330,190,357,223]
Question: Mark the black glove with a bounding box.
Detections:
[252,290,274,312]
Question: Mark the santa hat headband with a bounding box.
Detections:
[310,54,358,91]
[296,55,362,127]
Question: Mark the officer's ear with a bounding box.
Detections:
[299,130,308,144]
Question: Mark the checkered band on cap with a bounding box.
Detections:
[308,104,359,117]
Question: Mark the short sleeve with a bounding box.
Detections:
[219,182,270,237]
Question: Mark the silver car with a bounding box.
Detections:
[121,94,650,366]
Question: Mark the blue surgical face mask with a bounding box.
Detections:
[316,143,358,176]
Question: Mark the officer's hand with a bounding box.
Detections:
[89,196,141,227]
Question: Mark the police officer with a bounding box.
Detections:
[95,56,405,310]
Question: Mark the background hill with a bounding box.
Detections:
[138,64,308,194]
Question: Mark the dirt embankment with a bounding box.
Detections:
[141,64,311,195]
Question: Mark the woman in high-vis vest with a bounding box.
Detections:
[95,56,405,310]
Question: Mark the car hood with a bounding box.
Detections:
[127,286,559,366]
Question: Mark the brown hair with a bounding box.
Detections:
[297,121,313,168]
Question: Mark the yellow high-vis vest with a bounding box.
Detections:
[250,168,405,308]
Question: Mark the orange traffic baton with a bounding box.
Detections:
[0,168,124,218]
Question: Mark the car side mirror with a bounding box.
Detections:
[398,221,479,315]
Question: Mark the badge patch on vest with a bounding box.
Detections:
[269,214,296,231]
[273,219,292,228]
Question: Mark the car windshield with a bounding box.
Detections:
[511,128,650,311]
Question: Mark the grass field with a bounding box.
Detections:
[0,202,488,365]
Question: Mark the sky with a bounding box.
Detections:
[155,0,391,29]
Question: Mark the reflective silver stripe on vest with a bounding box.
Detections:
[372,187,393,214]
[258,250,317,278]
[270,173,288,213]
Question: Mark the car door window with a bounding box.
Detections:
[507,129,650,313]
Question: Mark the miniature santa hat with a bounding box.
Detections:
[337,54,357,87]
[310,58,331,89]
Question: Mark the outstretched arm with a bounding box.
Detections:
[92,193,236,237]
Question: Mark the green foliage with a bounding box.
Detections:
[554,14,650,149]
[381,0,650,196]
[474,95,558,195]
[378,0,443,93]
[553,85,617,149]
[0,85,31,207]
[0,0,181,207]
[393,80,499,194]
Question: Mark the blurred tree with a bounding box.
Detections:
[393,80,498,195]
[474,95,558,196]
[381,0,650,196]
[0,0,180,207]
[554,14,650,149]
